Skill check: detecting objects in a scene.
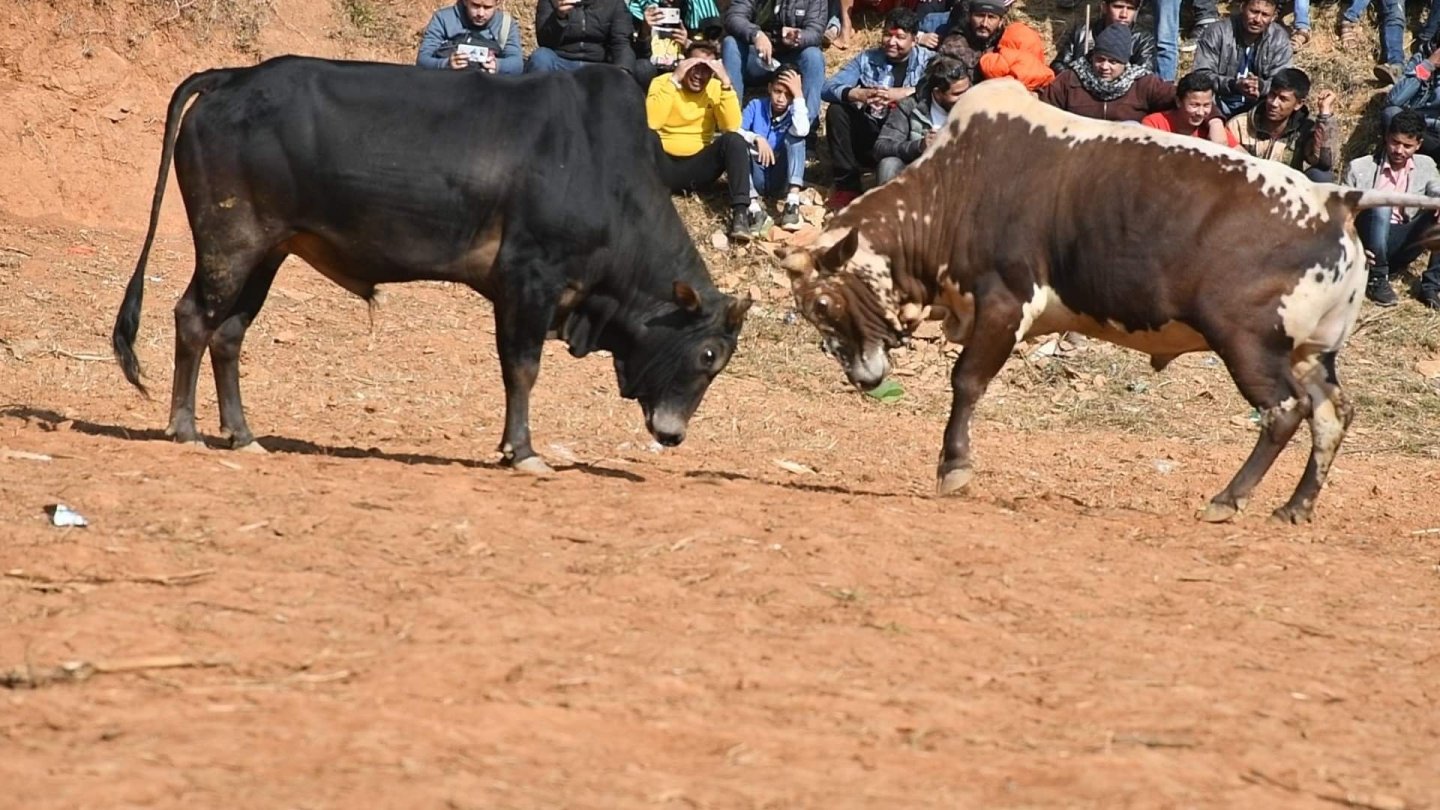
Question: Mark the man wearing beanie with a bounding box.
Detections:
[946,0,1053,90]
[1040,24,1175,122]
[1051,0,1156,74]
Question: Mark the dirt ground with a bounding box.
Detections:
[3,1,1440,808]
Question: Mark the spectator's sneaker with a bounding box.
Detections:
[1374,63,1402,86]
[728,212,752,244]
[779,203,803,231]
[827,188,861,211]
[1366,273,1399,307]
[1420,288,1440,310]
[748,207,775,239]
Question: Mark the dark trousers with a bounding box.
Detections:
[1357,207,1440,293]
[653,131,751,207]
[826,103,884,192]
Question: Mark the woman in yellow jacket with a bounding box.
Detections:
[647,39,763,241]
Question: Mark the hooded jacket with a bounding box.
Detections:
[536,0,637,70]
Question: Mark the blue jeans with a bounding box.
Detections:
[526,48,590,73]
[919,10,951,34]
[1154,0,1221,80]
[721,37,824,127]
[749,136,807,197]
[1293,0,1311,30]
[1345,0,1404,63]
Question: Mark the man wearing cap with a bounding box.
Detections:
[946,0,1052,90]
[821,7,935,210]
[1226,67,1337,181]
[1191,0,1293,118]
[1040,25,1174,122]
[1051,0,1156,74]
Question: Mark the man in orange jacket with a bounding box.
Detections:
[947,0,1053,90]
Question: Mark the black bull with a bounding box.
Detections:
[111,56,749,472]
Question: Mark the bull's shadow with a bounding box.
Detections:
[0,405,644,482]
[683,469,913,499]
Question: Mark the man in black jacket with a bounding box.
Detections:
[528,0,636,73]
[721,0,827,127]
[1050,0,1156,74]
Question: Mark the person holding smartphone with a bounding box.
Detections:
[720,0,827,129]
[417,0,524,74]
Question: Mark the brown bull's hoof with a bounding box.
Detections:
[937,467,974,496]
[1198,501,1239,523]
[511,456,555,477]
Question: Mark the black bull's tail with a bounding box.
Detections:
[111,68,237,397]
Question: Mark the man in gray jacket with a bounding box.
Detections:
[873,55,972,184]
[1344,109,1440,309]
[721,0,827,128]
[417,0,524,74]
[1191,0,1292,117]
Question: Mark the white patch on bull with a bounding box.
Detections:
[1016,284,1211,356]
[1277,238,1366,355]
[934,79,1334,228]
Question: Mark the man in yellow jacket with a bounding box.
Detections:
[648,39,762,241]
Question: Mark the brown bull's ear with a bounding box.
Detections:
[820,228,860,270]
[781,249,815,280]
[726,294,753,332]
[673,280,703,314]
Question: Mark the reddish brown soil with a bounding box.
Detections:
[2,2,1439,807]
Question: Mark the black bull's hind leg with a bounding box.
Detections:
[1201,338,1311,523]
[209,252,283,452]
[937,285,1023,495]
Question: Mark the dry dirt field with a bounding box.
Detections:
[2,1,1439,808]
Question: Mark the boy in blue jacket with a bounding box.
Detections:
[739,67,810,232]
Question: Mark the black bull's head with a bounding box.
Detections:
[566,281,751,447]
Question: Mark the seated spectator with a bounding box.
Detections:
[1344,109,1440,309]
[924,0,1051,89]
[1140,71,1237,146]
[647,41,757,241]
[1192,0,1293,118]
[1051,0,1157,75]
[1153,0,1220,81]
[1339,0,1403,81]
[1382,43,1440,160]
[417,0,524,75]
[529,0,636,73]
[721,0,826,128]
[1226,67,1337,181]
[874,54,974,184]
[821,8,935,210]
[1040,25,1174,123]
[740,67,810,231]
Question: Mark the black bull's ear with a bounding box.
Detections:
[563,296,619,358]
[674,281,703,313]
[726,293,752,333]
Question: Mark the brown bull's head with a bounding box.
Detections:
[779,228,904,391]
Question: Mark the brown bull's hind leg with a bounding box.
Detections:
[937,287,1022,496]
[1200,343,1311,523]
[210,252,283,452]
[167,278,210,445]
[1271,352,1353,524]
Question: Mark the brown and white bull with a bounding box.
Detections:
[781,78,1440,523]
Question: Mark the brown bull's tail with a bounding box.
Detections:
[112,67,237,397]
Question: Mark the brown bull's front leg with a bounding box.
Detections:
[937,285,1023,496]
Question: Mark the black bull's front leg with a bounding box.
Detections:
[493,280,561,475]
[937,282,1024,494]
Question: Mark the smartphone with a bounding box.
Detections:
[656,6,681,26]
[456,44,490,62]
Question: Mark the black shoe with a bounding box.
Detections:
[1367,273,1399,307]
[779,202,803,231]
[1419,288,1440,309]
[1374,63,1402,86]
[728,212,751,243]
